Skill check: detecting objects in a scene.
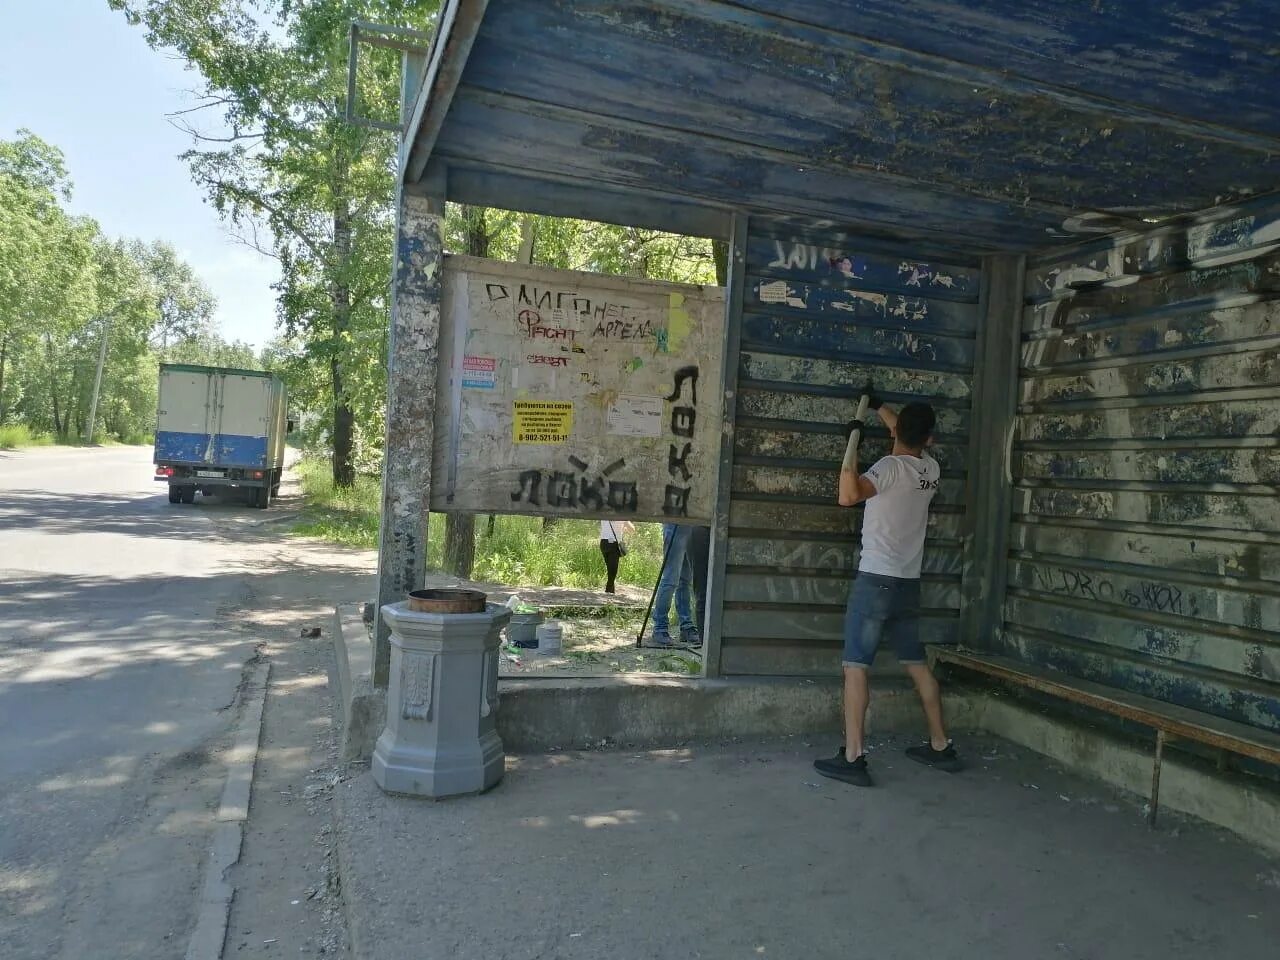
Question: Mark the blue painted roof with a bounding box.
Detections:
[407,0,1280,256]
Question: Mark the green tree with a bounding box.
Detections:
[112,0,438,486]
[0,131,97,425]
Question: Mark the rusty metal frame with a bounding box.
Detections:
[346,20,433,134]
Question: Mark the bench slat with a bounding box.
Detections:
[935,648,1280,766]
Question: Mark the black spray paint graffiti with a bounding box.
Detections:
[509,456,638,513]
[663,365,699,517]
[1032,566,1194,616]
[485,282,652,342]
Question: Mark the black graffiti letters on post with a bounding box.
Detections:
[510,470,542,506]
[668,442,692,481]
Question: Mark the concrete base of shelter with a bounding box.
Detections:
[331,612,1279,853]
[331,606,976,756]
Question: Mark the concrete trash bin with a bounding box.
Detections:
[372,600,511,798]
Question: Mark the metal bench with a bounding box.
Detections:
[933,648,1280,826]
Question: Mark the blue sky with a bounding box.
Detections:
[0,2,281,349]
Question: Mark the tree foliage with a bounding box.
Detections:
[111,0,436,484]
[0,129,241,444]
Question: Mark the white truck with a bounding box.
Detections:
[153,363,290,509]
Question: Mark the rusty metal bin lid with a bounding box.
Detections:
[406,589,488,613]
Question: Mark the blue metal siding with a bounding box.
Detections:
[155,431,211,464]
[718,224,980,676]
[214,434,269,468]
[155,430,268,469]
[996,197,1280,733]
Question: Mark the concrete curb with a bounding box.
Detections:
[331,605,385,763]
[185,658,270,960]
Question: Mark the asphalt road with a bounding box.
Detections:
[0,446,264,958]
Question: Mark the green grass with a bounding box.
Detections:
[0,424,54,449]
[291,459,383,547]
[290,458,664,589]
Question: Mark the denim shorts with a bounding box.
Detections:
[842,573,924,668]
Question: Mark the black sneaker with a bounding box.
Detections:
[680,627,702,648]
[813,749,873,787]
[905,741,962,773]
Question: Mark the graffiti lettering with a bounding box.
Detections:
[670,407,696,438]
[667,442,692,482]
[527,325,576,341]
[510,455,638,514]
[666,365,698,405]
[768,240,841,273]
[592,317,655,341]
[1033,566,1187,615]
[663,484,690,517]
[527,354,569,367]
[1032,565,1113,601]
[663,366,700,517]
[485,283,509,302]
[510,470,543,506]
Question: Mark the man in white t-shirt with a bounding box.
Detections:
[814,397,961,787]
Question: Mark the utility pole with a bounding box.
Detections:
[86,317,109,444]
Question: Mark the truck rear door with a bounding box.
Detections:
[155,368,216,463]
[213,374,272,467]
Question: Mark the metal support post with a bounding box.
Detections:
[374,174,445,688]
[959,255,1026,650]
[1148,729,1167,827]
[701,211,747,677]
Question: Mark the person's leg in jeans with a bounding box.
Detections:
[685,525,710,642]
[813,575,888,787]
[651,523,691,644]
[599,539,620,593]
[888,580,960,770]
[675,552,695,637]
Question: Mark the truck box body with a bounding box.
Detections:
[154,364,287,506]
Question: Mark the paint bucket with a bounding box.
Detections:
[535,621,563,655]
[507,611,544,649]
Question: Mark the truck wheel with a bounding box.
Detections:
[180,486,196,504]
[168,486,182,504]
[254,486,270,510]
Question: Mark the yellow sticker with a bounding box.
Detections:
[513,400,573,444]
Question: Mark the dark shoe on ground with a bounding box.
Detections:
[644,629,682,649]
[679,626,702,647]
[813,749,873,787]
[905,741,962,772]
[604,584,616,594]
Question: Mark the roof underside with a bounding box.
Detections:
[407,0,1280,257]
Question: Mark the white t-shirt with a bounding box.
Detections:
[600,521,620,542]
[858,453,940,579]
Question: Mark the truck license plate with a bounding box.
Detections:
[197,470,223,478]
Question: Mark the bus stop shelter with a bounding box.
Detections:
[372,0,1280,753]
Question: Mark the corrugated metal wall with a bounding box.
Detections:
[716,224,982,676]
[996,198,1280,732]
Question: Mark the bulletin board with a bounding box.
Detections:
[431,255,725,523]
